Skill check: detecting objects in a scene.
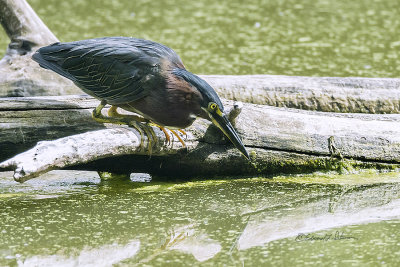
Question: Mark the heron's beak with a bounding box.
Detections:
[209,112,250,160]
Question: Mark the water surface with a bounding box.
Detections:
[1,170,399,266]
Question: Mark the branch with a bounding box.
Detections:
[0,0,80,97]
[0,0,58,56]
[0,127,188,182]
[202,75,400,114]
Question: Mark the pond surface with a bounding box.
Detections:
[1,170,400,266]
[1,0,400,77]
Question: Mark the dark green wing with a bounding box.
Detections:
[32,37,184,105]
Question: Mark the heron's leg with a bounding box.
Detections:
[170,130,186,148]
[108,105,157,153]
[92,102,155,153]
[150,124,171,145]
[92,101,132,125]
[108,105,148,122]
[92,100,107,121]
[178,129,187,140]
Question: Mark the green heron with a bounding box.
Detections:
[32,37,249,159]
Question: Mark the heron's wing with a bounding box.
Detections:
[32,37,183,104]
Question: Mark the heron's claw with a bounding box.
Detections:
[178,129,187,140]
[123,121,156,154]
[150,124,186,148]
[151,124,171,145]
[170,130,186,148]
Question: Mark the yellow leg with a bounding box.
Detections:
[149,123,186,147]
[107,106,148,122]
[170,130,186,148]
[178,129,187,140]
[151,124,171,145]
[92,102,156,154]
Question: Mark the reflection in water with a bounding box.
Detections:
[18,240,140,267]
[238,197,400,250]
[139,224,221,263]
[0,171,400,266]
[167,230,221,262]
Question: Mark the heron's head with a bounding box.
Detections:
[172,68,249,159]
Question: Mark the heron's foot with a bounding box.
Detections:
[127,120,157,154]
[107,105,148,122]
[92,103,156,154]
[150,124,186,148]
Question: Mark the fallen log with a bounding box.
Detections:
[205,75,400,114]
[1,95,399,182]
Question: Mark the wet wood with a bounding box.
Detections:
[1,95,400,182]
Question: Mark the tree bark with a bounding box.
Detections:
[1,95,399,182]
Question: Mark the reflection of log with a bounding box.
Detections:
[1,95,400,182]
[238,183,400,249]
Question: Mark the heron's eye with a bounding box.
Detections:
[209,102,217,111]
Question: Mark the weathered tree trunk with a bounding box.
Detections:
[1,95,399,182]
[0,0,57,55]
[0,0,80,96]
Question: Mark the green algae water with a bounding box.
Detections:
[1,0,400,77]
[1,170,400,266]
[1,0,400,265]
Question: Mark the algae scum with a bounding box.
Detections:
[1,0,400,265]
[0,171,400,266]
